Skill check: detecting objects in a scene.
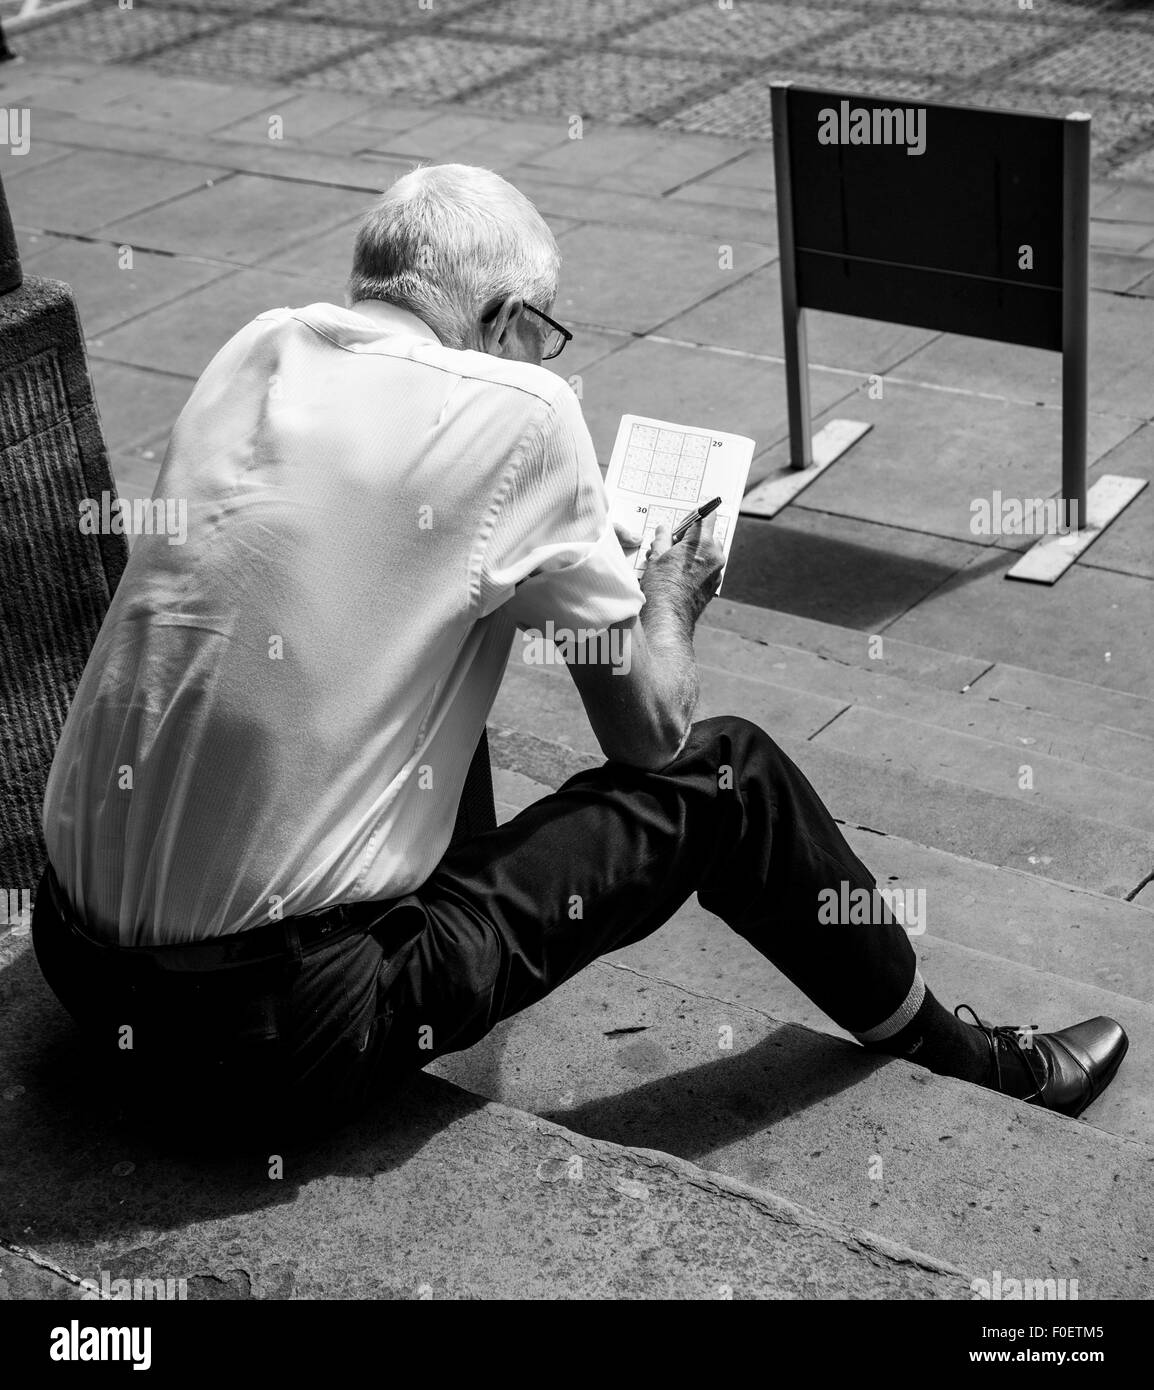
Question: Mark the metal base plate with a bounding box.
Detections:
[1006,474,1148,584]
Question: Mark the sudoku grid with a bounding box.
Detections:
[617,423,729,570]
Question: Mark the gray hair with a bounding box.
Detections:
[346,163,561,349]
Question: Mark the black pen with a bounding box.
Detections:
[671,496,722,544]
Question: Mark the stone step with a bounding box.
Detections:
[493,656,845,750]
[812,705,1154,835]
[0,939,972,1300]
[488,690,1152,898]
[493,768,1154,1007]
[510,627,1154,815]
[703,597,991,693]
[691,623,1154,783]
[600,897,1153,1143]
[491,755,1151,1142]
[704,597,1154,741]
[429,958,1154,1300]
[495,767,1152,1143]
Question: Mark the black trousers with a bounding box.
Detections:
[32,716,919,1143]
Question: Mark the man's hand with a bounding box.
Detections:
[575,511,721,771]
[613,518,642,553]
[641,511,724,627]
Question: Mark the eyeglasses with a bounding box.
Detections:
[523,302,573,361]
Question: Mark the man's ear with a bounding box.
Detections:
[480,295,524,355]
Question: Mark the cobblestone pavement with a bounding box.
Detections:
[12,0,1154,176]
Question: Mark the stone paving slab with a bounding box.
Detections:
[1093,181,1154,222]
[1080,425,1154,580]
[968,662,1154,742]
[689,147,775,191]
[669,179,774,215]
[38,68,286,131]
[1087,218,1154,253]
[88,268,328,380]
[206,88,390,146]
[1091,249,1154,291]
[20,106,409,195]
[689,623,1154,782]
[836,824,1154,1006]
[428,957,1154,1298]
[723,508,981,632]
[6,149,228,237]
[258,215,368,289]
[347,108,564,164]
[19,237,231,338]
[516,616,1154,785]
[506,169,777,243]
[488,717,1152,899]
[814,704,1154,834]
[552,222,774,335]
[0,943,971,1301]
[575,336,853,465]
[86,361,196,454]
[525,127,753,199]
[764,383,1135,548]
[704,595,1154,740]
[543,325,629,379]
[704,595,991,691]
[281,104,444,156]
[96,173,373,266]
[882,554,1154,701]
[895,292,1154,421]
[502,650,1154,901]
[111,448,170,527]
[0,140,74,184]
[662,264,939,372]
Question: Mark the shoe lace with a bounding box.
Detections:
[954,1003,1048,1101]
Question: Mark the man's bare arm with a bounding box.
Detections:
[565,515,724,770]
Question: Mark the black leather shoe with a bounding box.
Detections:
[955,1005,1129,1119]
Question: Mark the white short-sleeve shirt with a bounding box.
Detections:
[42,300,645,945]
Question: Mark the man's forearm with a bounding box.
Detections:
[638,570,701,747]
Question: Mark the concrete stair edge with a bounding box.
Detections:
[688,625,1154,778]
[487,718,1152,900]
[0,1067,976,1300]
[597,953,1154,1155]
[498,770,1154,1010]
[429,960,1154,1298]
[702,597,1154,736]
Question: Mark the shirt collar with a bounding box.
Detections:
[346,299,442,345]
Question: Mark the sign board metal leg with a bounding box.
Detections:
[772,82,813,472]
[1060,112,1091,534]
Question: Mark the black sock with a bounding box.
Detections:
[862,987,993,1084]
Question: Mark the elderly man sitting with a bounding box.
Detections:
[33,164,1127,1142]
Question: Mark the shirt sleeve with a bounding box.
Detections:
[477,380,646,634]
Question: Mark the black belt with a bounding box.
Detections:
[41,861,424,972]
